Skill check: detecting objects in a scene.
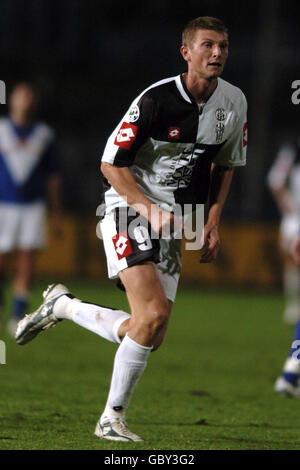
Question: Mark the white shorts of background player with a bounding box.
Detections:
[0,202,46,253]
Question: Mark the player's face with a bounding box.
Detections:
[181,29,229,80]
[9,85,36,115]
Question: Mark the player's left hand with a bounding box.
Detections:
[200,223,220,263]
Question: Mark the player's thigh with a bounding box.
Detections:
[119,261,171,334]
[119,261,168,307]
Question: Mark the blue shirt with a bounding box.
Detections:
[0,118,60,204]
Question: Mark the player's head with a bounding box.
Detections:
[181,17,229,79]
[9,82,39,120]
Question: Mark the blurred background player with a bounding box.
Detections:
[275,234,300,397]
[0,82,63,334]
[267,138,300,324]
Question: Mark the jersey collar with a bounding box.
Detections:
[176,73,220,108]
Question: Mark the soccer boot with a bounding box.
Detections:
[15,284,70,345]
[94,418,143,442]
[274,376,300,398]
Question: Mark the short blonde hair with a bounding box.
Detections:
[182,16,228,47]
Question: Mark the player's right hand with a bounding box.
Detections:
[149,206,182,238]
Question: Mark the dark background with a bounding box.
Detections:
[1,0,299,219]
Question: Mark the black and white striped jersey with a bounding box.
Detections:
[101,74,247,213]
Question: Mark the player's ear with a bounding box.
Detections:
[180,45,191,62]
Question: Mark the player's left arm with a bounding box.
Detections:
[44,138,64,238]
[291,235,300,265]
[201,91,247,263]
[47,174,64,238]
[200,164,233,263]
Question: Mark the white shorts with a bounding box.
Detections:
[280,213,300,253]
[0,202,46,253]
[99,209,181,302]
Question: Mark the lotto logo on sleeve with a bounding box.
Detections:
[114,122,138,150]
[168,127,180,139]
[112,231,133,260]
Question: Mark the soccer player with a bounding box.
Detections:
[15,17,248,441]
[0,82,63,334]
[275,234,300,397]
[267,140,300,323]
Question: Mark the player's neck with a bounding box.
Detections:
[10,111,32,127]
[183,72,218,104]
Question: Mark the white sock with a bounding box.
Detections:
[54,295,130,344]
[100,334,152,423]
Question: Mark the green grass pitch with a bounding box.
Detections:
[0,280,300,450]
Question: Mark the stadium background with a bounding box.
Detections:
[1,0,300,288]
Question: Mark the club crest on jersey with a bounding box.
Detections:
[114,122,138,150]
[215,122,225,143]
[215,108,227,121]
[168,127,180,139]
[128,105,140,123]
[112,231,133,260]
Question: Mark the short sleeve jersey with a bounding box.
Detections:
[0,118,60,204]
[101,74,247,213]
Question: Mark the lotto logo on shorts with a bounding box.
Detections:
[168,127,180,139]
[112,231,133,259]
[114,122,138,150]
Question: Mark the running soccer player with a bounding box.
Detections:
[15,17,248,441]
[267,139,300,324]
[275,234,300,397]
[0,82,63,334]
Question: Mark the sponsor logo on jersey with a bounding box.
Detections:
[215,108,227,121]
[112,231,133,260]
[243,122,248,147]
[128,105,140,123]
[114,122,138,150]
[168,127,180,139]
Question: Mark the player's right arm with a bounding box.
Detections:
[101,163,176,236]
[100,93,177,236]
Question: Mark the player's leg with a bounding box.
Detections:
[275,319,300,397]
[8,202,47,334]
[97,235,181,441]
[0,203,20,331]
[282,259,300,324]
[10,249,35,323]
[280,215,300,324]
[96,261,172,441]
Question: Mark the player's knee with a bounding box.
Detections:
[143,300,170,337]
